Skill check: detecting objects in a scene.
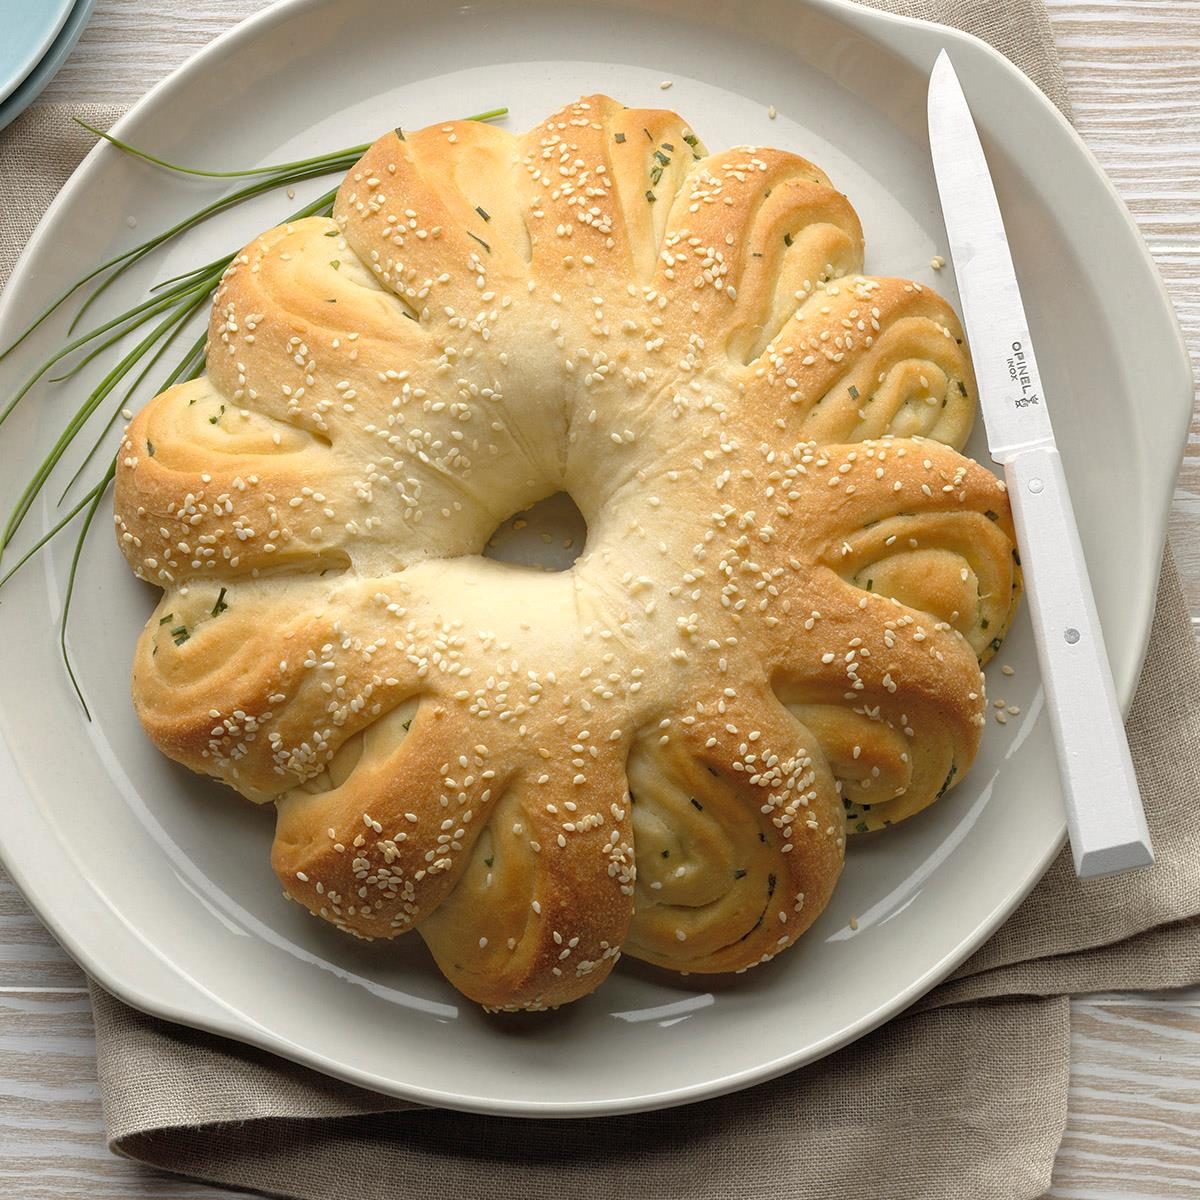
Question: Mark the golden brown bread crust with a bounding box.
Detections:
[114,95,1019,1010]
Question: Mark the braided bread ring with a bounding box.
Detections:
[115,96,1020,1010]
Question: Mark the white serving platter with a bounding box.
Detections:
[0,0,1190,1116]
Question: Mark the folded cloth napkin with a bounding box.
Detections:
[1,1,1196,1197]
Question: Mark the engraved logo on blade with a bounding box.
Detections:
[1007,341,1041,409]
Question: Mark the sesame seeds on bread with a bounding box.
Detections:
[113,95,1020,1011]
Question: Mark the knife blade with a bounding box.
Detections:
[927,49,1153,878]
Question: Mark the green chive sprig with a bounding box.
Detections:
[0,106,508,714]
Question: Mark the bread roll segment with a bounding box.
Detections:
[114,95,1020,1010]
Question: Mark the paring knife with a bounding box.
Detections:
[927,50,1153,878]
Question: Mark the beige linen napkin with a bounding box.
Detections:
[1,2,1196,1196]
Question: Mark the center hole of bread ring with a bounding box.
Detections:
[482,492,588,573]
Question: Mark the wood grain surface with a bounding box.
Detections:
[1,0,1195,1196]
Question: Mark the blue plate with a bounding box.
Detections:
[0,0,73,104]
[0,0,96,132]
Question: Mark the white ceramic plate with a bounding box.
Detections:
[0,0,1190,1116]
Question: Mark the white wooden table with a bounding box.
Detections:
[1,1,1197,1196]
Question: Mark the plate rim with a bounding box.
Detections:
[0,0,1191,1116]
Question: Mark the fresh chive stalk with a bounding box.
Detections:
[57,292,211,503]
[0,475,108,591]
[59,458,116,718]
[0,105,508,715]
[1,106,506,359]
[73,107,506,179]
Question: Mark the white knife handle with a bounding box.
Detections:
[1004,446,1153,878]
